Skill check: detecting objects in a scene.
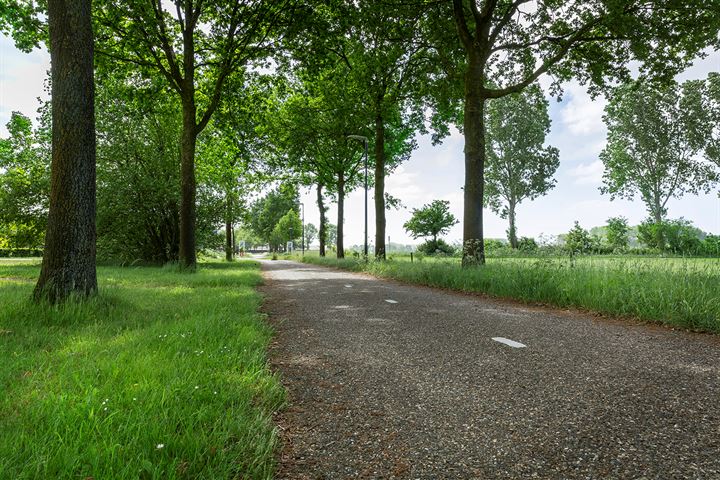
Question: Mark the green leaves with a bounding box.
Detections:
[600,80,718,221]
[403,200,458,241]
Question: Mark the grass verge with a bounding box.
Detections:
[298,253,720,333]
[0,259,284,479]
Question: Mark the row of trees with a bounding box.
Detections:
[2,1,720,301]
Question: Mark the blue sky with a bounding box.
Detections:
[1,34,719,246]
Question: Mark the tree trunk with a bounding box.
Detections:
[34,0,97,303]
[336,173,345,259]
[462,57,487,266]
[225,191,233,261]
[317,183,326,257]
[653,203,664,250]
[508,200,518,249]
[374,113,386,260]
[178,96,198,269]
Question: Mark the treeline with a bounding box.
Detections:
[1,1,720,301]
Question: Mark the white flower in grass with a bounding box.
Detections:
[156,444,164,449]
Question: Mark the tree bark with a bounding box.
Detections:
[374,113,386,260]
[225,190,233,261]
[462,56,487,266]
[508,200,518,249]
[336,172,345,259]
[34,0,97,303]
[178,96,198,269]
[317,183,326,257]
[653,201,665,250]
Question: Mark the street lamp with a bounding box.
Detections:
[300,202,305,256]
[347,134,368,257]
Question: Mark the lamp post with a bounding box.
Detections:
[347,134,368,257]
[300,202,305,256]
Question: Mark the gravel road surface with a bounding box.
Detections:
[261,260,720,479]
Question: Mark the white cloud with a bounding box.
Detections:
[559,82,607,136]
[568,160,604,186]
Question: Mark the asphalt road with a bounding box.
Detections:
[261,260,720,479]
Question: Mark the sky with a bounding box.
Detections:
[1,34,719,247]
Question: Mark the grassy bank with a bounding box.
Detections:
[0,260,284,479]
[297,253,720,333]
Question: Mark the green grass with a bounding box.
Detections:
[0,259,284,479]
[298,252,720,333]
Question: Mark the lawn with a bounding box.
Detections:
[297,252,720,333]
[0,259,284,479]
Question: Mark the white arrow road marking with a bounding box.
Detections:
[344,284,353,288]
[385,299,398,304]
[491,337,526,348]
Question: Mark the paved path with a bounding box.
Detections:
[261,260,720,479]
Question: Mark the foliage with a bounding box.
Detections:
[565,221,593,254]
[517,237,539,252]
[0,111,50,249]
[271,209,302,249]
[484,85,559,248]
[403,200,458,242]
[637,218,706,254]
[606,217,630,250]
[304,223,318,248]
[247,186,299,251]
[0,260,284,478]
[417,239,456,256]
[600,81,717,226]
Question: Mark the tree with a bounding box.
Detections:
[605,216,630,250]
[94,0,295,269]
[565,221,592,255]
[600,80,716,248]
[35,0,97,302]
[248,186,299,251]
[430,0,720,266]
[0,111,50,249]
[268,67,365,259]
[403,200,458,243]
[326,223,337,248]
[704,72,720,172]
[272,209,302,250]
[304,223,318,249]
[484,84,559,248]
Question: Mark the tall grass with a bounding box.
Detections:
[0,260,284,479]
[299,253,720,333]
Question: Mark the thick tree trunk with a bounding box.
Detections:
[317,183,326,257]
[374,114,386,260]
[178,97,198,269]
[336,173,345,259]
[462,57,487,266]
[508,200,518,249]
[34,0,97,303]
[225,191,233,261]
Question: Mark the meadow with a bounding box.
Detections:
[297,252,720,333]
[0,259,283,479]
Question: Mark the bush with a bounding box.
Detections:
[0,248,43,257]
[417,239,456,256]
[638,218,705,254]
[565,221,593,254]
[517,237,538,252]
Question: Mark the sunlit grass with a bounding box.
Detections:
[299,253,720,333]
[0,259,284,479]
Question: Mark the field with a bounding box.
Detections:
[0,259,283,479]
[296,252,720,333]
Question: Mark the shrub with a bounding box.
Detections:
[417,239,456,256]
[517,236,538,252]
[565,221,593,254]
